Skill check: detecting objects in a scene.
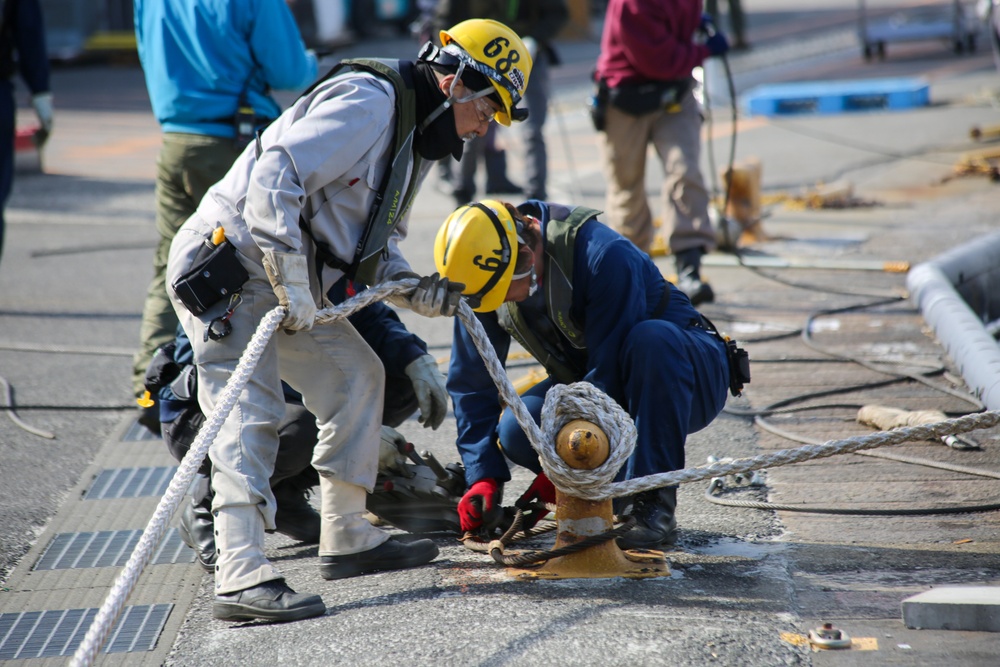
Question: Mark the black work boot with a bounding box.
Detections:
[213,579,325,622]
[674,248,715,306]
[319,537,439,580]
[178,496,217,572]
[271,477,321,544]
[616,486,678,551]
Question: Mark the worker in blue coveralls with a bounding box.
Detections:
[434,199,738,550]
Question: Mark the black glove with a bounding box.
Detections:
[143,342,180,394]
[390,272,465,317]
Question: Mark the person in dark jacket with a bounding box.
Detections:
[0,0,52,265]
[434,0,568,202]
[143,277,447,571]
[434,198,735,550]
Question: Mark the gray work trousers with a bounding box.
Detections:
[167,213,385,594]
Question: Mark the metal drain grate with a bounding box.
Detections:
[84,466,176,499]
[0,604,172,659]
[122,419,162,442]
[34,529,195,570]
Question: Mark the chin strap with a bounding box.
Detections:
[417,42,503,133]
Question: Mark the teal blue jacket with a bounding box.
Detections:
[134,0,317,137]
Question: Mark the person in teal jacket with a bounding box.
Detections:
[436,199,737,551]
[131,0,319,415]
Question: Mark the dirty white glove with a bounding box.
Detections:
[32,92,53,133]
[262,250,316,331]
[404,354,449,429]
[378,425,413,477]
[31,92,53,146]
[388,272,465,318]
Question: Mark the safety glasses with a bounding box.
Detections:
[471,96,499,125]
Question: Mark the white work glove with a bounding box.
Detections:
[404,353,449,429]
[32,92,53,145]
[378,425,414,477]
[262,250,316,331]
[389,272,465,318]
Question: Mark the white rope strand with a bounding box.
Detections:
[456,301,546,450]
[571,409,1000,501]
[456,300,1000,502]
[70,307,285,667]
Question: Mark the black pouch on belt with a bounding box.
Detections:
[724,338,751,397]
[588,78,610,132]
[696,314,752,397]
[171,237,249,316]
[608,78,691,116]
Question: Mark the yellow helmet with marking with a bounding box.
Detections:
[434,200,518,313]
[440,19,532,126]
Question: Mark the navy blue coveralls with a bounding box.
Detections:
[447,200,731,487]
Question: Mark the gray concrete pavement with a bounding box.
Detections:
[3,3,1000,665]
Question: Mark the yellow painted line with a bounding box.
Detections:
[84,31,137,51]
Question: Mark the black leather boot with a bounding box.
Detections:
[213,579,325,622]
[674,248,715,306]
[178,496,216,572]
[271,477,321,544]
[319,537,439,580]
[616,486,678,551]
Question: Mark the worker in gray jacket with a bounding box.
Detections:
[165,18,532,624]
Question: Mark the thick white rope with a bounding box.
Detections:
[453,300,1000,502]
[70,307,285,667]
[70,280,418,665]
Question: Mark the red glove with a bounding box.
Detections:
[458,478,503,533]
[515,472,556,530]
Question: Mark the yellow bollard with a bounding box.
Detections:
[511,420,669,580]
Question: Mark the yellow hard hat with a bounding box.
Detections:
[434,200,518,312]
[440,19,532,126]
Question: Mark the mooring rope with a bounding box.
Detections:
[70,306,285,667]
[71,279,416,666]
[73,281,1000,663]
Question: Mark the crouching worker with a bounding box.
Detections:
[144,276,449,571]
[436,199,742,550]
[165,19,533,623]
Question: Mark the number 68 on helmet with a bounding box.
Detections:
[439,19,533,126]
